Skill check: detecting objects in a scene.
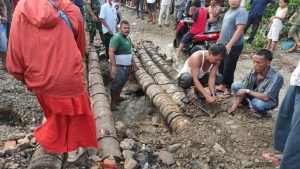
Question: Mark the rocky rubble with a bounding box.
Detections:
[0,131,37,169]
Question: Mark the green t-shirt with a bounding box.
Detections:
[109,33,132,55]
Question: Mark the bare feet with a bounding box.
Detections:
[220,88,232,99]
[173,53,179,62]
[227,106,235,115]
[262,152,282,165]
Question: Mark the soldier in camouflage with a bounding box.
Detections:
[84,0,105,44]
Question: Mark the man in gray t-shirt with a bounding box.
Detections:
[217,0,248,98]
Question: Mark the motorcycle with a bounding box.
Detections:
[173,18,220,55]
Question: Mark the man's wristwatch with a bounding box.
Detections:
[245,89,251,94]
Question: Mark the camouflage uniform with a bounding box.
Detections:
[84,0,103,43]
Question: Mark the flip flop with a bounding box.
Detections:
[286,48,297,53]
[262,152,282,165]
[220,93,232,99]
[252,112,272,119]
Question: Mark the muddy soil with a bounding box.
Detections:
[0,5,299,169]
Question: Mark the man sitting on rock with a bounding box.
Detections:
[178,44,227,104]
[228,49,284,118]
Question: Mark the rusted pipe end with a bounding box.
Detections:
[170,117,190,133]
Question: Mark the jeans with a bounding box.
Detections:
[110,65,130,92]
[6,20,11,39]
[200,0,205,7]
[273,86,300,169]
[231,81,277,114]
[158,4,171,25]
[218,44,243,89]
[244,16,262,43]
[136,0,144,17]
[206,22,218,32]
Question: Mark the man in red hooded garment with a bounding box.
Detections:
[6,0,98,162]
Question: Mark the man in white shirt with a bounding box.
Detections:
[263,60,300,168]
[100,0,117,58]
[158,0,171,27]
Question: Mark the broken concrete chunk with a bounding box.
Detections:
[168,143,182,153]
[17,137,30,150]
[242,160,254,168]
[3,140,17,151]
[115,121,125,132]
[120,139,137,150]
[213,143,226,155]
[124,158,137,169]
[158,151,175,165]
[7,132,26,141]
[122,150,134,160]
[126,129,138,141]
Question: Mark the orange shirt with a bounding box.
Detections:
[7,0,86,98]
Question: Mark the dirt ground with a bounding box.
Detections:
[0,5,299,169]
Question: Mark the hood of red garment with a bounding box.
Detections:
[20,0,73,29]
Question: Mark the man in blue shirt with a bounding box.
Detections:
[244,0,275,43]
[228,49,284,118]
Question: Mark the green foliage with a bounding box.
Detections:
[244,0,300,49]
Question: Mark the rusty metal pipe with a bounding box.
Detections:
[141,41,178,81]
[133,54,189,133]
[28,146,64,169]
[135,44,185,107]
[88,47,122,161]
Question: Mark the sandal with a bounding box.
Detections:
[252,112,272,119]
[262,152,282,165]
[67,147,86,163]
[287,48,297,53]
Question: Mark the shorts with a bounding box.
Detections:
[180,31,195,45]
[178,72,223,89]
[288,24,300,39]
[267,23,283,41]
[147,3,156,11]
[110,65,130,92]
[0,24,7,53]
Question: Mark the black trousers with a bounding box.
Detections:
[103,32,113,58]
[218,44,243,89]
[244,16,262,43]
[136,0,144,17]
